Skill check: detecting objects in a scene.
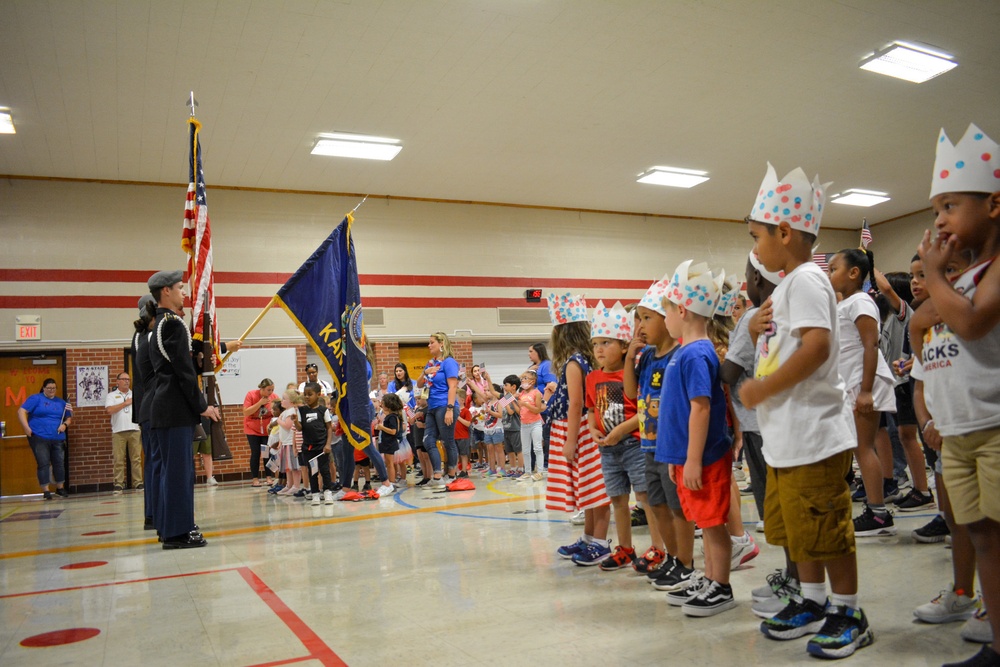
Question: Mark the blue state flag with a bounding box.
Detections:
[276,214,372,450]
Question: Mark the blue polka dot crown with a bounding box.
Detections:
[664,260,726,319]
[546,292,589,326]
[930,123,1000,199]
[748,162,830,235]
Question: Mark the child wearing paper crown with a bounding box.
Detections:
[545,293,612,566]
[908,123,1000,667]
[655,261,736,617]
[585,301,645,572]
[739,163,872,659]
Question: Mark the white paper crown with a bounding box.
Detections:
[714,279,741,318]
[664,260,726,318]
[748,251,785,286]
[546,292,588,325]
[591,300,632,341]
[638,274,671,315]
[930,123,1000,198]
[749,162,830,235]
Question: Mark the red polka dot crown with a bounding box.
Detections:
[590,300,632,341]
[930,123,1000,199]
[546,292,589,326]
[664,260,726,318]
[748,163,830,235]
[638,274,671,316]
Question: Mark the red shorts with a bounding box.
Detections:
[675,451,732,528]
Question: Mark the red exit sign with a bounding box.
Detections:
[15,315,41,341]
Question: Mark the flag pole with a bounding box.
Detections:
[213,295,278,372]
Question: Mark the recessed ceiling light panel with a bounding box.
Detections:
[0,110,15,134]
[311,132,402,160]
[830,189,891,207]
[859,41,957,83]
[637,166,709,188]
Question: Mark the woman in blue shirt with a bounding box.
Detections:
[419,332,460,486]
[17,378,73,500]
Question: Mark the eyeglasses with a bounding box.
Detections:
[304,364,318,370]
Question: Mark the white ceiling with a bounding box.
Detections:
[1,0,999,229]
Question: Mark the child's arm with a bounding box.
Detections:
[603,415,639,447]
[739,327,830,408]
[457,412,471,428]
[682,397,711,491]
[587,410,605,447]
[562,361,585,462]
[920,229,1000,339]
[278,412,295,429]
[623,337,643,399]
[912,380,942,451]
[323,421,334,453]
[908,299,941,363]
[854,314,881,415]
[525,390,544,415]
[377,416,398,436]
[873,269,902,314]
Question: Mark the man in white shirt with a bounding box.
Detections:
[106,372,143,494]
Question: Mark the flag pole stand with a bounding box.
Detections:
[214,295,278,372]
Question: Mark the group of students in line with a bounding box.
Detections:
[537,123,1000,666]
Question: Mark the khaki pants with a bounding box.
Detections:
[113,429,143,487]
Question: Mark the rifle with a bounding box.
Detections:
[200,295,233,461]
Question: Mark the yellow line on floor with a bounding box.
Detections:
[0,495,529,561]
[486,478,531,498]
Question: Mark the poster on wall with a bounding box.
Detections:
[76,365,108,408]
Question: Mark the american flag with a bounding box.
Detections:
[181,118,220,360]
[497,394,517,411]
[812,252,831,272]
[860,219,873,249]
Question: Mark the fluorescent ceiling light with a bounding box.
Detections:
[637,166,709,188]
[859,41,957,83]
[0,110,14,134]
[311,132,401,160]
[830,189,891,207]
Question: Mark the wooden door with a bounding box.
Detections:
[397,344,430,388]
[1,354,65,496]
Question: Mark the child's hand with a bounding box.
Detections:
[894,357,913,377]
[918,228,956,277]
[563,442,577,463]
[739,379,766,409]
[748,298,773,338]
[323,444,332,454]
[667,463,677,484]
[683,461,703,491]
[603,425,624,447]
[922,420,942,451]
[854,390,874,415]
[626,336,645,360]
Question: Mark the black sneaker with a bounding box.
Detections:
[457,471,469,479]
[883,478,904,503]
[853,505,896,537]
[761,595,827,639]
[665,573,704,605]
[895,489,936,512]
[943,645,1000,667]
[43,491,53,500]
[415,478,431,487]
[653,560,695,591]
[362,482,372,492]
[806,604,874,659]
[630,506,647,526]
[682,580,736,617]
[644,553,675,580]
[56,488,69,498]
[912,514,950,543]
[851,480,867,502]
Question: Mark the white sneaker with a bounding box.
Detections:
[431,477,447,488]
[755,520,764,533]
[914,588,978,624]
[377,483,394,497]
[332,489,348,501]
[730,533,760,570]
[960,607,993,643]
[733,467,746,482]
[752,569,798,603]
[207,476,218,486]
[570,509,586,525]
[311,493,321,506]
[517,473,532,482]
[324,489,334,505]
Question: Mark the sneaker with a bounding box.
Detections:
[332,489,348,501]
[665,572,705,605]
[43,491,53,500]
[806,605,874,659]
[207,476,218,486]
[682,580,737,617]
[633,546,666,574]
[753,595,795,619]
[731,533,760,570]
[531,472,544,482]
[761,596,827,639]
[311,493,321,506]
[571,541,611,566]
[135,482,145,490]
[733,466,746,481]
[913,514,950,543]
[740,484,755,496]
[362,482,372,492]
[753,569,799,603]
[645,554,677,581]
[914,588,978,624]
[851,480,867,502]
[557,538,588,559]
[960,608,994,644]
[268,484,284,494]
[630,506,648,527]
[377,483,395,497]
[113,484,124,496]
[599,546,636,571]
[517,473,532,482]
[457,471,469,479]
[293,488,309,498]
[570,509,586,525]
[56,488,69,498]
[883,477,904,503]
[853,505,897,537]
[694,526,703,538]
[895,489,936,512]
[324,490,335,505]
[755,520,765,533]
[415,477,431,487]
[653,561,696,592]
[943,646,1000,667]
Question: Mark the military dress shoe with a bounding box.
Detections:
[144,517,155,530]
[162,534,207,550]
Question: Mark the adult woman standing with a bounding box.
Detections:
[528,343,558,470]
[465,364,498,404]
[387,363,415,409]
[243,378,275,487]
[420,332,460,486]
[17,378,73,500]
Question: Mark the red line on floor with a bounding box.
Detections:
[0,566,243,599]
[237,567,347,667]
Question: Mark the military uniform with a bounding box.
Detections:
[131,294,158,530]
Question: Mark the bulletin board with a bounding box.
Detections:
[216,348,297,405]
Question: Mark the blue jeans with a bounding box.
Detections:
[29,435,66,486]
[334,440,388,488]
[424,405,458,475]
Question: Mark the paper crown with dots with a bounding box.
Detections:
[637,274,671,316]
[546,292,588,326]
[930,123,1000,199]
[664,260,726,318]
[590,300,632,341]
[714,279,741,318]
[748,250,785,286]
[748,162,831,235]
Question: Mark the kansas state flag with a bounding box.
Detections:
[276,214,372,450]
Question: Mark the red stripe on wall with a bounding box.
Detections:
[0,295,570,309]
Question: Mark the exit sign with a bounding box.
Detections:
[15,315,41,341]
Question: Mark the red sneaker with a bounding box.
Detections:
[633,545,665,574]
[599,546,636,572]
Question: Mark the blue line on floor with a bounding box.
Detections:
[393,489,566,523]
